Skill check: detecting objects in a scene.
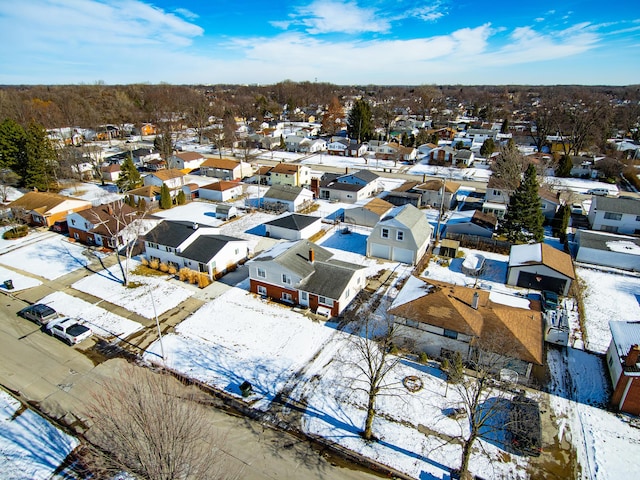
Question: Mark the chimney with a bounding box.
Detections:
[471,291,479,310]
[624,345,640,367]
[192,222,199,230]
[308,248,315,263]
[345,167,349,174]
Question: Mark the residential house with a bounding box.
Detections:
[145,158,166,171]
[346,142,368,158]
[343,197,394,228]
[130,147,160,168]
[326,138,349,156]
[66,201,152,249]
[367,204,432,265]
[261,185,314,213]
[143,169,186,199]
[412,179,461,210]
[200,157,252,181]
[268,162,312,188]
[539,187,561,220]
[143,220,248,280]
[285,135,307,152]
[101,164,121,182]
[482,177,514,219]
[445,210,497,239]
[382,191,422,208]
[575,230,640,272]
[169,151,206,171]
[199,181,244,203]
[375,143,418,163]
[8,192,92,228]
[248,239,366,317]
[263,213,323,241]
[428,146,455,164]
[506,243,575,296]
[454,149,474,167]
[304,138,327,153]
[318,170,380,203]
[606,321,640,415]
[138,123,157,136]
[588,196,640,234]
[389,276,544,378]
[126,185,161,207]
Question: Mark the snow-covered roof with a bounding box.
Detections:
[609,321,640,365]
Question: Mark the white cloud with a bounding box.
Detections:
[287,0,390,34]
[174,8,199,21]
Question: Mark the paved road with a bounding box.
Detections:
[0,256,382,479]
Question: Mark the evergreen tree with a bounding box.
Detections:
[498,164,545,243]
[160,183,172,209]
[23,122,55,191]
[480,138,496,157]
[176,190,186,205]
[116,156,142,193]
[500,118,509,134]
[137,197,147,212]
[154,132,174,162]
[0,118,27,171]
[347,99,373,142]
[556,154,573,178]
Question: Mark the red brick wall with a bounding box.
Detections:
[250,279,341,316]
[611,374,640,415]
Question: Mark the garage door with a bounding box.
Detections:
[370,243,390,260]
[392,247,414,264]
[516,271,566,294]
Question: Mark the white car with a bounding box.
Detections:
[45,317,92,345]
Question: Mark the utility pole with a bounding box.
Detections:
[435,176,446,243]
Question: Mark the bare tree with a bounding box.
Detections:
[491,141,528,190]
[81,363,240,480]
[0,168,20,203]
[345,298,404,440]
[441,338,525,480]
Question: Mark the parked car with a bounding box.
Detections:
[45,317,92,345]
[508,392,542,457]
[18,303,58,325]
[541,290,559,312]
[586,188,609,196]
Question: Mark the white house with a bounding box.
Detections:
[169,151,206,170]
[318,170,380,204]
[261,185,314,212]
[143,220,248,280]
[143,169,186,198]
[199,181,244,203]
[588,196,640,234]
[263,213,323,241]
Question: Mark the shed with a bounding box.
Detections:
[215,204,238,220]
[506,243,574,296]
[439,239,460,259]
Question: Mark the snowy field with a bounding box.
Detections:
[39,291,143,340]
[59,181,122,204]
[0,389,78,479]
[575,266,640,354]
[72,262,194,319]
[543,176,620,195]
[0,235,103,280]
[0,264,42,292]
[151,201,223,227]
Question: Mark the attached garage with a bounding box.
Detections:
[369,243,390,260]
[392,247,414,264]
[513,271,567,294]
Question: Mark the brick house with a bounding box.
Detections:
[8,191,92,228]
[606,321,640,415]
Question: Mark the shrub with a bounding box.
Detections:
[168,265,177,275]
[3,225,29,240]
[188,270,198,284]
[140,257,149,266]
[418,352,429,364]
[178,267,191,282]
[149,258,160,270]
[198,273,211,288]
[159,262,169,273]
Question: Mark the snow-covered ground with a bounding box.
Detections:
[543,176,620,195]
[0,235,104,280]
[0,389,78,479]
[59,181,122,204]
[39,291,143,340]
[72,262,194,319]
[575,266,640,354]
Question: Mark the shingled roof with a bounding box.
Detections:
[389,276,544,365]
[509,243,575,280]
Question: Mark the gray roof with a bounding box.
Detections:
[577,229,640,251]
[592,196,640,215]
[264,214,320,231]
[144,220,200,248]
[254,239,333,278]
[178,235,245,263]
[299,260,363,299]
[264,185,306,201]
[379,204,433,242]
[455,150,473,159]
[351,170,380,183]
[610,321,640,366]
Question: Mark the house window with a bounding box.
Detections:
[300,291,308,301]
[602,225,618,233]
[257,285,267,296]
[166,246,174,253]
[443,329,458,339]
[381,228,389,239]
[608,355,614,367]
[282,292,293,303]
[397,231,404,241]
[257,267,266,278]
[282,274,292,285]
[636,215,640,222]
[71,219,76,225]
[604,212,622,221]
[318,296,333,307]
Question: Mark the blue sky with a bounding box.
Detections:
[1,0,639,85]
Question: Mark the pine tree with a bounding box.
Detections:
[160,184,172,209]
[347,99,373,142]
[556,154,573,177]
[24,122,55,191]
[116,156,142,193]
[480,138,496,157]
[176,190,186,205]
[498,164,545,243]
